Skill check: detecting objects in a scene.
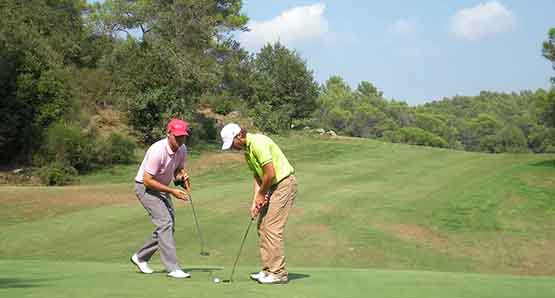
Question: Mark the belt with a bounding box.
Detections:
[275,173,294,185]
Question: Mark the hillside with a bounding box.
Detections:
[1,135,554,297]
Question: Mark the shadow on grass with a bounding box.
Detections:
[149,267,224,274]
[531,160,555,168]
[0,278,51,289]
[289,272,310,281]
[183,267,224,273]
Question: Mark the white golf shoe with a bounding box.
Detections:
[130,254,154,274]
[250,271,266,281]
[167,269,191,279]
[258,274,288,284]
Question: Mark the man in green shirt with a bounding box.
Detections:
[220,123,297,284]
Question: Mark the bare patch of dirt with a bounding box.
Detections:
[289,206,305,216]
[0,186,135,224]
[0,168,41,186]
[520,173,555,188]
[504,193,523,207]
[375,223,449,251]
[88,109,131,138]
[458,234,555,276]
[289,223,349,253]
[516,239,555,276]
[189,152,244,176]
[375,223,555,275]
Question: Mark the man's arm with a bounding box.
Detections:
[250,162,275,218]
[174,167,191,190]
[143,172,188,201]
[258,162,274,195]
[253,176,261,195]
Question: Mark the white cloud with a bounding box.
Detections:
[388,19,416,36]
[237,3,330,50]
[451,1,516,41]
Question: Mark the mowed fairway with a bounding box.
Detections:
[1,135,554,297]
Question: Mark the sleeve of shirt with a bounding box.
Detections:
[180,145,188,169]
[252,141,272,167]
[143,147,162,176]
[183,145,189,166]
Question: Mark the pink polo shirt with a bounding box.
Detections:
[135,138,188,186]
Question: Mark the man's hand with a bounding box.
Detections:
[175,172,191,191]
[250,191,268,219]
[250,202,258,220]
[171,188,189,201]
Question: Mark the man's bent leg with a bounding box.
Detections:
[260,176,297,277]
[135,231,159,262]
[137,187,179,272]
[257,205,271,274]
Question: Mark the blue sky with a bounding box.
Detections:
[89,0,554,105]
[237,0,554,105]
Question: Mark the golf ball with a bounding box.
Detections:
[213,277,220,283]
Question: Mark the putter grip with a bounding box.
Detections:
[174,176,188,189]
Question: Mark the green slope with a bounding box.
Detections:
[1,260,554,298]
[0,135,554,297]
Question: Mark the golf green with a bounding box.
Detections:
[1,135,554,297]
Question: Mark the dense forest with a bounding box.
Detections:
[1,0,554,185]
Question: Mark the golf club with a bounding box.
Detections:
[188,192,210,256]
[221,217,254,284]
[175,178,209,256]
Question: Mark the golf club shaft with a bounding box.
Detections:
[229,218,254,282]
[188,193,208,254]
[177,184,208,255]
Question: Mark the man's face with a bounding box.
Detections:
[168,133,186,150]
[231,135,244,150]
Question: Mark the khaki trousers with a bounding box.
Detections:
[257,175,297,277]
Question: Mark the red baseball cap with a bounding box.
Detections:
[167,119,189,136]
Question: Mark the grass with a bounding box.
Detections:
[1,134,554,297]
[1,260,554,298]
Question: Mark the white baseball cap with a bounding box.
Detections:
[220,123,241,150]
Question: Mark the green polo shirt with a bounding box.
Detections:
[244,133,294,185]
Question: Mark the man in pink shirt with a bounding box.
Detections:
[130,118,192,279]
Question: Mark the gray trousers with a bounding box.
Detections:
[134,182,180,272]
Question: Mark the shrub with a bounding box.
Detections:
[384,127,448,148]
[529,127,555,153]
[203,93,245,115]
[491,126,528,153]
[37,162,78,186]
[128,87,195,145]
[250,102,285,134]
[101,132,136,165]
[38,122,96,173]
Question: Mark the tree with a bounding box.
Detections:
[412,112,458,147]
[355,81,383,98]
[90,0,249,141]
[314,76,354,132]
[464,114,503,152]
[251,42,319,131]
[348,104,391,138]
[0,0,85,162]
[536,89,555,129]
[492,125,528,153]
[351,81,395,137]
[542,28,555,86]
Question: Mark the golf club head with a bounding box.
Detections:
[221,279,232,284]
[200,251,210,256]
